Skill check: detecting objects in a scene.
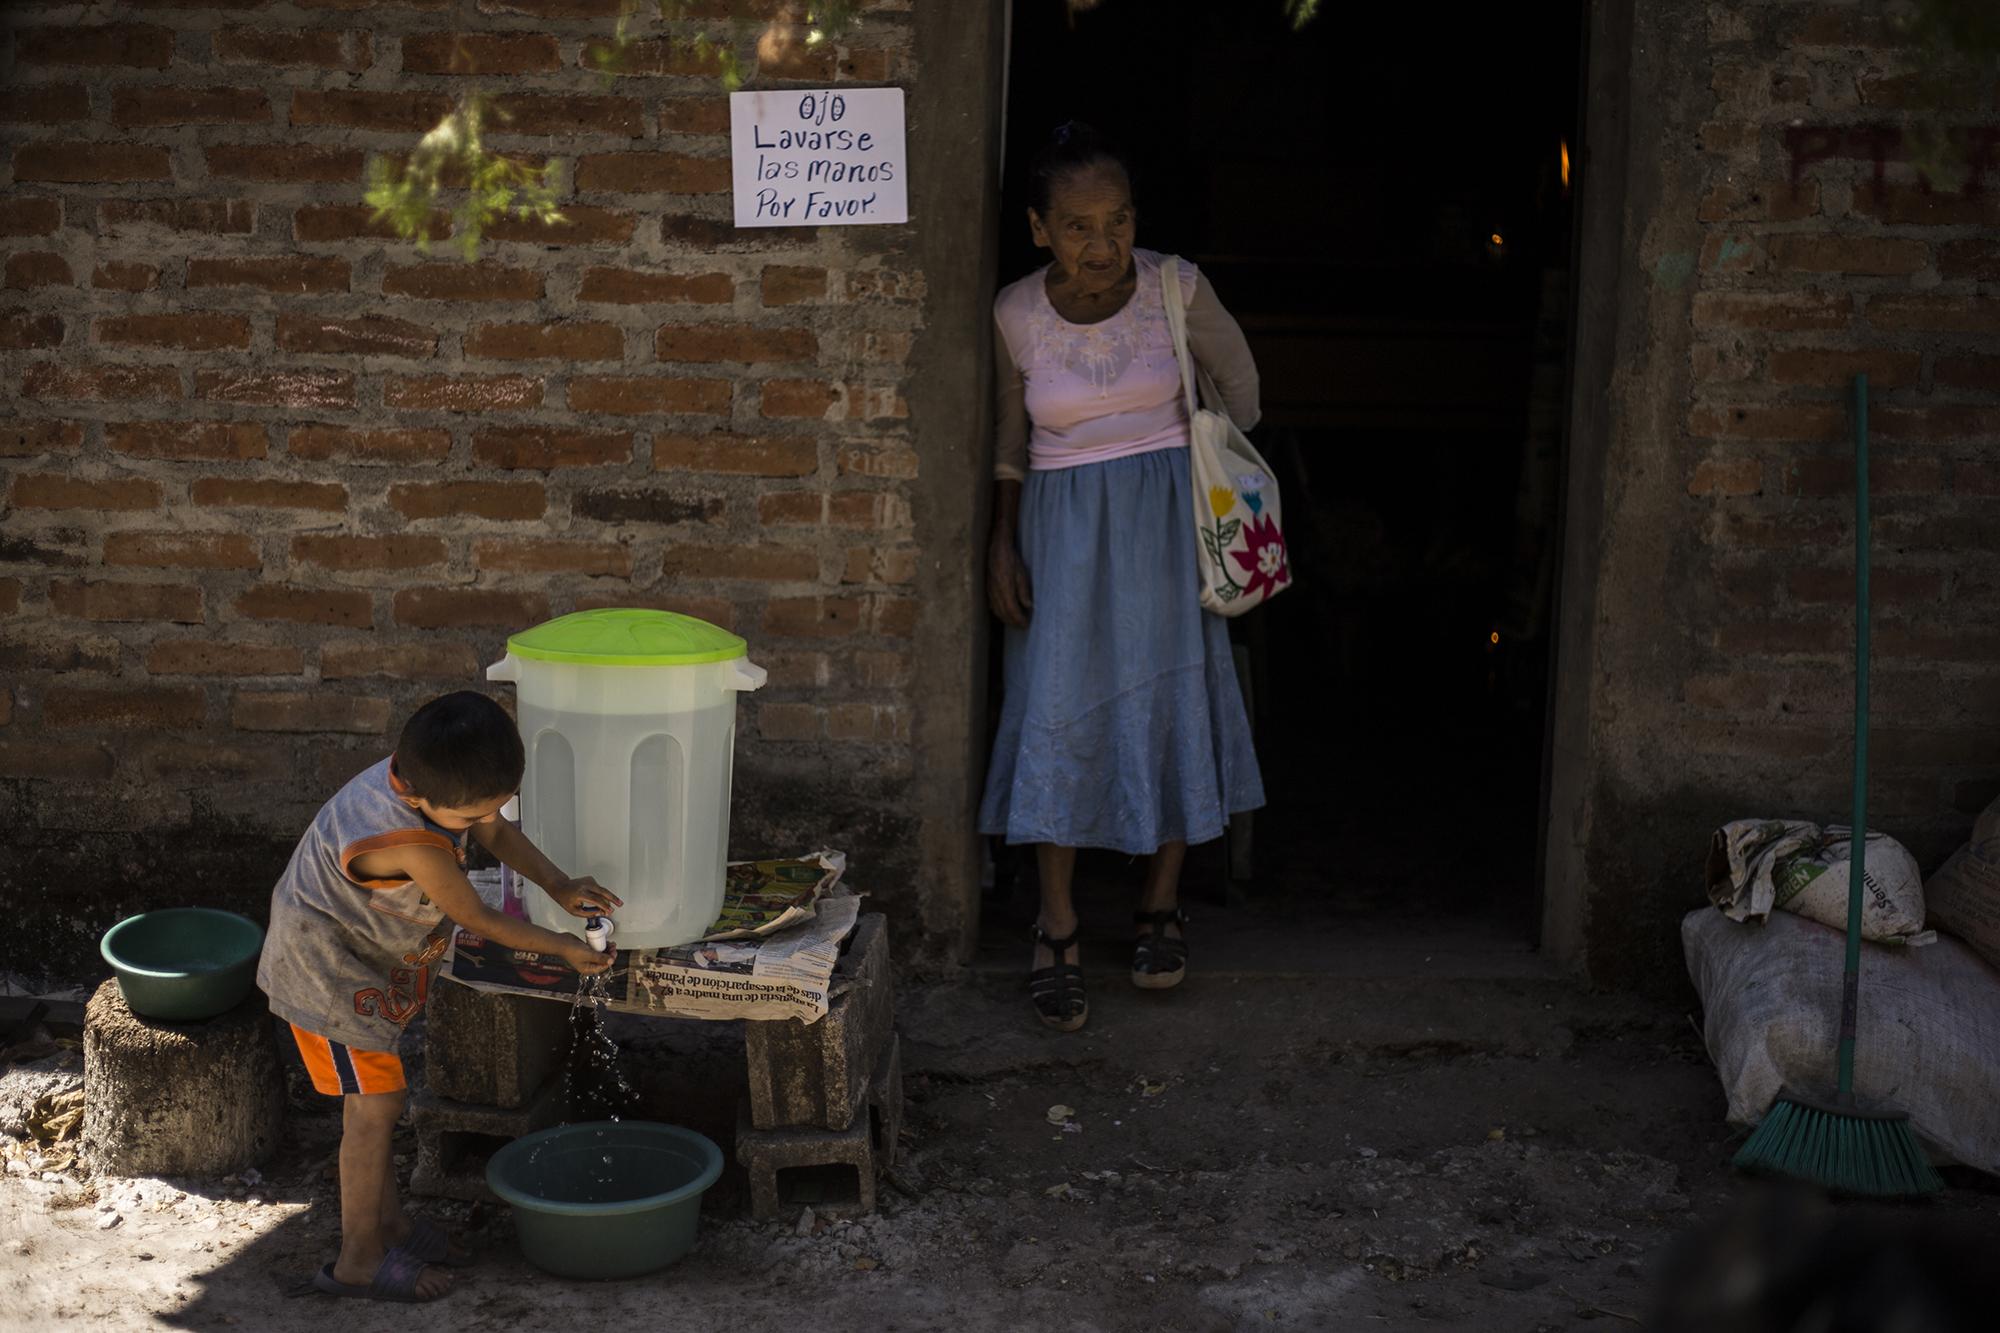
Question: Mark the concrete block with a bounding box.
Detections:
[744,912,892,1130]
[423,975,570,1110]
[736,1034,902,1221]
[408,1076,567,1203]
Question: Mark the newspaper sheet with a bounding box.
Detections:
[446,852,856,1023]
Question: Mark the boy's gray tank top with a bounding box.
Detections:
[257,757,466,1052]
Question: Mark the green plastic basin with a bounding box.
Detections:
[100,908,264,1023]
[487,1121,722,1280]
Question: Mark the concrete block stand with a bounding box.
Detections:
[408,1075,568,1203]
[737,1033,903,1220]
[745,912,892,1131]
[423,975,570,1110]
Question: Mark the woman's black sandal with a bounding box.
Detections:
[1132,909,1188,990]
[1029,924,1088,1032]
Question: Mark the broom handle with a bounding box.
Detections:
[1839,372,1869,1100]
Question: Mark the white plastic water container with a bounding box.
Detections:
[486,609,765,949]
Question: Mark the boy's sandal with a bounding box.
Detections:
[399,1216,475,1268]
[1132,909,1188,991]
[310,1250,450,1303]
[1029,924,1088,1032]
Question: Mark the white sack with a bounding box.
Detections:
[1682,908,2000,1176]
[1706,820,1926,944]
[1923,797,2000,975]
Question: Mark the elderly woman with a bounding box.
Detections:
[980,123,1265,1031]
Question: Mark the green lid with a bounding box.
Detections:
[506,608,747,667]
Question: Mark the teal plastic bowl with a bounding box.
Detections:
[100,908,264,1022]
[487,1121,722,1280]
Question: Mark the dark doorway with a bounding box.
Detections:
[981,0,1586,967]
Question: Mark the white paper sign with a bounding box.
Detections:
[730,87,907,228]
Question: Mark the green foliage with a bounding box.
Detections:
[364,95,565,259]
[1282,0,1322,30]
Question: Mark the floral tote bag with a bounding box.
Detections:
[1159,257,1292,615]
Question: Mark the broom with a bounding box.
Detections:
[1730,373,1942,1197]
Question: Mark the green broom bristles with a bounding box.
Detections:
[1732,1093,1943,1198]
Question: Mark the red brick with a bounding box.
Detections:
[105,531,261,570]
[140,738,298,786]
[761,380,906,421]
[758,702,821,741]
[1868,294,2000,334]
[579,37,722,77]
[107,421,268,461]
[1939,240,2000,282]
[290,89,453,132]
[755,39,891,83]
[206,144,364,183]
[96,312,252,352]
[293,203,450,243]
[761,265,829,305]
[758,650,830,689]
[1876,624,2000,663]
[15,24,174,68]
[0,198,62,237]
[1688,404,1844,442]
[659,96,729,133]
[577,267,733,305]
[855,650,908,688]
[569,376,731,416]
[475,538,631,576]
[481,0,626,15]
[402,32,561,74]
[465,321,625,362]
[1791,566,1943,606]
[196,368,354,408]
[1691,291,1852,332]
[0,579,17,615]
[870,595,918,638]
[233,692,392,734]
[1952,463,2000,497]
[2,420,84,456]
[24,364,179,402]
[485,206,637,246]
[1766,347,1921,388]
[1936,356,2000,393]
[50,580,203,624]
[845,269,924,302]
[1688,457,1762,497]
[290,533,447,573]
[10,474,160,510]
[0,739,115,780]
[112,86,271,127]
[763,596,862,638]
[1697,179,1820,222]
[276,312,436,357]
[1875,406,2000,442]
[102,198,256,234]
[187,255,350,293]
[0,312,63,349]
[655,432,817,476]
[1784,457,1944,497]
[657,325,817,364]
[288,424,451,465]
[383,263,544,301]
[471,427,632,470]
[576,592,738,624]
[1768,234,1928,276]
[0,85,90,124]
[13,142,172,183]
[193,478,348,511]
[44,686,205,730]
[662,545,816,581]
[5,251,73,288]
[663,213,818,250]
[321,640,483,681]
[387,480,546,521]
[94,261,159,292]
[384,374,543,411]
[1691,342,1757,384]
[572,487,723,525]
[576,152,731,194]
[826,703,909,743]
[146,641,304,677]
[213,26,372,70]
[235,585,373,627]
[393,588,550,629]
[1851,183,2000,227]
[758,492,823,525]
[486,93,645,137]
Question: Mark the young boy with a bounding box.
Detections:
[258,691,620,1303]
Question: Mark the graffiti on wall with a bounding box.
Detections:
[1784,123,2000,193]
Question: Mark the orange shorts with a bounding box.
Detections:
[289,1024,405,1097]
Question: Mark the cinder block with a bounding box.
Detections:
[744,912,892,1130]
[408,1076,567,1203]
[736,1034,902,1221]
[423,975,571,1110]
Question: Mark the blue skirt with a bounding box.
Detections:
[978,447,1265,854]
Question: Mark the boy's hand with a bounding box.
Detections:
[549,876,622,918]
[559,936,615,975]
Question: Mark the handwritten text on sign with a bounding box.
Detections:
[730,88,908,228]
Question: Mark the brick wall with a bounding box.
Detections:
[0,0,969,980]
[1550,0,2000,988]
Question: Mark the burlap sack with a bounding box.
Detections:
[1924,797,2000,974]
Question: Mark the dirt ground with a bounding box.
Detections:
[5,958,1998,1332]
